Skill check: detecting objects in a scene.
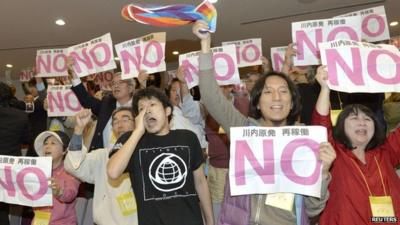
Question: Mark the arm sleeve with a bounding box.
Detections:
[189,131,204,171]
[64,134,103,184]
[71,83,102,116]
[20,114,30,145]
[181,95,203,127]
[381,127,400,168]
[198,52,248,138]
[311,109,335,144]
[36,83,47,101]
[304,173,331,217]
[56,172,81,203]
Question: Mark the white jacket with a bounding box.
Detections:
[64,144,138,225]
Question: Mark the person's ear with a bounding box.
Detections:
[165,106,172,117]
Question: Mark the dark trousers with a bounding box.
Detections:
[0,202,10,225]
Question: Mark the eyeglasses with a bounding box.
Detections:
[112,118,133,126]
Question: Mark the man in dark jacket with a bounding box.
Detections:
[0,82,29,225]
[70,68,135,151]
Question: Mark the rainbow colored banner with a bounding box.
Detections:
[121,0,217,32]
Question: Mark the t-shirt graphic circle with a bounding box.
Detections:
[149,153,188,192]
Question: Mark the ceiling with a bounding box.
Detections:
[0,0,399,81]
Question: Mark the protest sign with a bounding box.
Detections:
[47,85,82,117]
[0,155,52,207]
[270,46,288,72]
[222,38,262,67]
[337,6,389,42]
[36,49,68,77]
[94,70,114,91]
[178,45,240,89]
[115,32,166,79]
[67,33,116,78]
[292,16,361,66]
[319,40,400,93]
[229,126,327,197]
[19,67,36,82]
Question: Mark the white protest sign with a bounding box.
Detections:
[47,85,82,117]
[179,45,241,89]
[94,70,114,91]
[36,49,68,77]
[0,155,52,207]
[67,33,116,78]
[19,67,36,82]
[319,40,400,93]
[222,38,262,67]
[229,126,327,197]
[292,16,362,66]
[115,32,166,79]
[336,6,389,43]
[270,46,287,72]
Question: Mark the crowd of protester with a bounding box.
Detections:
[0,19,399,225]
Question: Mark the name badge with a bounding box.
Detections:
[218,126,225,134]
[265,193,295,212]
[116,191,137,216]
[32,211,51,225]
[369,196,395,217]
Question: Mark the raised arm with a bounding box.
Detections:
[176,65,191,98]
[177,65,205,131]
[35,77,47,101]
[194,21,247,138]
[107,106,146,179]
[281,43,296,74]
[315,66,330,116]
[64,109,100,183]
[67,56,102,116]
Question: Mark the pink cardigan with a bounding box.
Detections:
[33,162,80,225]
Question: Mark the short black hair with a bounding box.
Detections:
[111,107,133,123]
[28,77,36,87]
[132,87,173,122]
[166,78,180,98]
[249,71,301,125]
[0,82,12,106]
[333,104,385,151]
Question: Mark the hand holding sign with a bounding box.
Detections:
[285,43,297,65]
[318,142,336,177]
[48,177,63,197]
[66,56,78,80]
[315,66,329,90]
[261,56,270,73]
[176,65,186,84]
[137,70,149,88]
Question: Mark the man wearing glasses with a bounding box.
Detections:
[70,65,136,151]
[65,107,138,225]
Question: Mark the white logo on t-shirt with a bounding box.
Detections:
[149,153,188,192]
